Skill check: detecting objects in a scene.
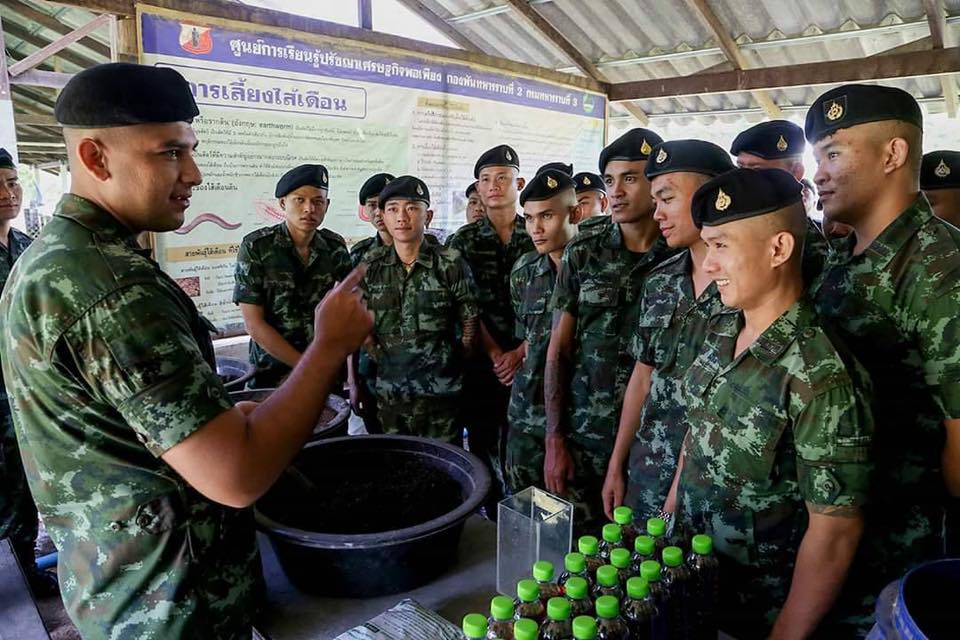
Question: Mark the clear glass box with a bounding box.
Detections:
[496,487,573,596]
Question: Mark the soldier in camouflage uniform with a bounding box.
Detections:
[545,129,673,533]
[920,150,960,227]
[349,172,396,267]
[464,181,486,224]
[0,63,371,638]
[676,168,874,638]
[234,163,352,388]
[505,169,579,495]
[805,85,960,630]
[361,176,479,443]
[572,171,608,233]
[599,140,734,522]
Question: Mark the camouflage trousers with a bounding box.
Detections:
[378,395,462,446]
[505,430,607,537]
[0,396,39,573]
[461,361,509,510]
[624,421,686,523]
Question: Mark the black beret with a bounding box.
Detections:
[730,120,805,159]
[378,175,430,207]
[0,148,14,170]
[573,172,605,194]
[692,168,802,229]
[474,144,520,178]
[921,151,960,190]
[805,84,922,143]
[599,128,664,174]
[358,172,395,205]
[465,182,478,198]
[275,164,329,198]
[644,139,734,180]
[519,169,576,206]
[536,162,573,176]
[55,63,199,127]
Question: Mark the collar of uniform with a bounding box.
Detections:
[54,194,138,243]
[5,227,31,253]
[749,298,814,366]
[533,251,554,277]
[480,213,525,241]
[382,238,437,268]
[829,195,932,267]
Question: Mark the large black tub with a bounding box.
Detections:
[216,356,256,390]
[228,388,350,441]
[255,435,491,597]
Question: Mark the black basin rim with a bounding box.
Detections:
[255,435,492,548]
[229,388,350,437]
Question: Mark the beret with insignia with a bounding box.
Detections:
[520,168,576,206]
[275,164,329,198]
[0,148,14,170]
[573,171,605,194]
[644,139,734,180]
[599,127,664,174]
[691,168,802,229]
[805,84,922,143]
[358,172,396,205]
[465,181,479,198]
[378,175,430,207]
[474,144,520,178]
[730,120,805,159]
[56,63,199,127]
[536,161,574,176]
[921,151,960,190]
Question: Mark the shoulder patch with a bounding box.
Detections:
[242,224,278,244]
[319,227,346,246]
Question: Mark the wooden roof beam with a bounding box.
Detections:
[3,20,100,71]
[5,0,111,58]
[392,1,482,52]
[923,0,959,117]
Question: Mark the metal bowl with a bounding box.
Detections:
[228,388,350,440]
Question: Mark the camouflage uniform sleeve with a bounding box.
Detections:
[449,255,480,324]
[918,286,960,419]
[550,246,580,316]
[64,284,233,457]
[233,238,264,305]
[333,241,353,281]
[628,281,659,365]
[510,266,525,341]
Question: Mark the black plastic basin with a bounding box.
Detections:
[255,435,491,597]
[216,356,256,390]
[228,388,350,440]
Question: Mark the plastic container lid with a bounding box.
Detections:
[646,517,666,537]
[626,576,650,599]
[602,523,623,543]
[610,548,631,569]
[692,534,713,555]
[565,576,589,599]
[578,535,599,556]
[640,560,662,582]
[514,618,539,640]
[596,594,620,619]
[533,560,555,582]
[596,564,619,587]
[662,546,683,567]
[462,613,488,638]
[565,551,586,573]
[517,579,540,603]
[547,596,572,621]
[634,534,655,556]
[491,595,515,620]
[613,505,634,526]
[572,615,598,639]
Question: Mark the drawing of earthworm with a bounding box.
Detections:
[175,213,242,235]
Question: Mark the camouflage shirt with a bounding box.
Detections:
[361,242,479,402]
[627,250,735,516]
[507,250,557,436]
[0,195,259,638]
[577,214,611,236]
[0,226,32,392]
[349,233,387,268]
[234,222,351,382]
[551,223,674,452]
[446,215,533,350]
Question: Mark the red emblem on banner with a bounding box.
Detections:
[179,24,213,55]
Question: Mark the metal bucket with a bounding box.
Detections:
[228,388,350,440]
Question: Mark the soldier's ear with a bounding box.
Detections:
[516,176,526,191]
[278,198,286,211]
[569,204,583,225]
[425,209,434,228]
[600,193,609,213]
[770,230,796,268]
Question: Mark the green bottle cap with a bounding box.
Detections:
[533,560,555,582]
[662,546,683,567]
[595,594,620,619]
[626,576,650,599]
[564,576,588,599]
[613,505,634,526]
[602,523,622,544]
[462,613,488,638]
[640,560,662,582]
[610,547,631,569]
[646,517,666,537]
[564,551,586,573]
[634,534,655,556]
[517,579,540,603]
[491,595,515,621]
[596,564,618,587]
[514,618,539,640]
[692,534,713,555]
[578,535,599,556]
[547,596,572,621]
[572,615,598,640]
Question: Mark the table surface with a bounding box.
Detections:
[257,515,498,640]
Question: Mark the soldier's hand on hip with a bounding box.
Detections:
[313,265,373,359]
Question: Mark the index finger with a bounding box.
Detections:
[336,264,367,291]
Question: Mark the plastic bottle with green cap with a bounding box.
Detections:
[577,535,603,580]
[540,596,573,640]
[559,551,591,589]
[515,578,546,624]
[463,613,489,639]
[598,523,623,561]
[639,559,671,609]
[622,577,659,640]
[646,517,668,559]
[488,595,516,640]
[572,615,597,640]
[685,534,720,639]
[612,506,640,551]
[631,535,655,575]
[609,547,633,588]
[591,564,623,602]
[563,576,595,619]
[662,546,692,640]
[513,618,538,640]
[533,560,564,602]
[594,595,630,639]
